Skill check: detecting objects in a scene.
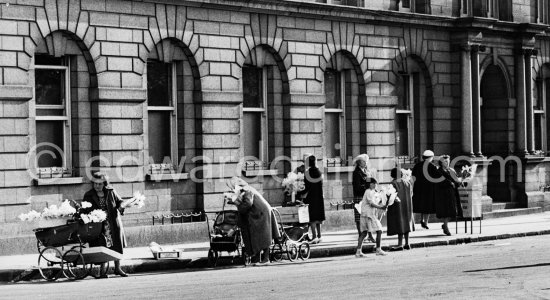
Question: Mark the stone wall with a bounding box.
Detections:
[0,0,547,226]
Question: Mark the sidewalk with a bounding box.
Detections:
[1,212,549,283]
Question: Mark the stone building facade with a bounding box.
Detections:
[1,0,550,230]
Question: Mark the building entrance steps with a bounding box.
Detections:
[0,212,549,282]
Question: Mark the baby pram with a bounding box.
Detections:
[270,208,311,261]
[205,210,249,267]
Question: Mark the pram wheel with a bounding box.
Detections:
[62,249,87,280]
[270,243,283,262]
[287,243,299,261]
[207,249,219,267]
[38,247,64,281]
[299,243,310,260]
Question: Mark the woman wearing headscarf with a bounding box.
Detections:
[84,172,128,277]
[435,155,464,236]
[412,150,439,229]
[227,177,280,265]
[352,154,375,243]
[387,167,415,250]
[303,155,326,244]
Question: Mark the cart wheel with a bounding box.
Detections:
[87,262,109,279]
[270,243,283,262]
[62,249,87,280]
[207,249,218,267]
[38,247,63,281]
[299,243,311,260]
[287,243,299,262]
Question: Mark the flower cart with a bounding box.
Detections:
[19,200,122,281]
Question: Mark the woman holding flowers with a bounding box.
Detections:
[387,168,414,250]
[84,172,129,277]
[303,155,325,244]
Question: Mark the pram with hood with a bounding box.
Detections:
[205,210,249,267]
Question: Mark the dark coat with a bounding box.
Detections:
[412,160,438,214]
[435,168,464,219]
[387,179,415,235]
[352,166,370,198]
[84,187,126,254]
[235,188,280,256]
[304,167,325,222]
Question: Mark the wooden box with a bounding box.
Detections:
[274,205,309,224]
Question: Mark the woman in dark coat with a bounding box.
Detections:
[435,155,464,236]
[84,172,128,277]
[228,177,280,265]
[352,154,375,242]
[388,168,415,250]
[304,155,325,244]
[412,150,438,229]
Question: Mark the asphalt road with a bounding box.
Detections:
[1,235,550,299]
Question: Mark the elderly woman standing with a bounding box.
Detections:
[388,168,415,250]
[435,155,464,236]
[228,177,280,265]
[84,172,128,277]
[352,154,375,243]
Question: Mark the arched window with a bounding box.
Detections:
[32,31,95,178]
[395,57,431,159]
[241,46,288,169]
[146,39,199,174]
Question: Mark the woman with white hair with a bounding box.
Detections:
[352,154,375,243]
[226,177,280,265]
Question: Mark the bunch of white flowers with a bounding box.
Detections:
[282,172,305,195]
[80,209,107,224]
[18,210,42,222]
[401,169,412,181]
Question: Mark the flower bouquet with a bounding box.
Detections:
[400,169,412,181]
[458,164,477,187]
[224,183,252,206]
[282,172,305,205]
[122,191,146,209]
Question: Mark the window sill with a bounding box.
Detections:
[242,169,280,177]
[325,166,355,173]
[34,177,85,186]
[146,173,189,181]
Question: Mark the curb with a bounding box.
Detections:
[2,229,550,283]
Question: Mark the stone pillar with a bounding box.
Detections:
[461,46,475,156]
[516,49,529,155]
[525,50,536,153]
[471,45,482,157]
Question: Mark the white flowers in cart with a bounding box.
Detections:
[80,209,107,224]
[282,172,306,195]
[18,199,76,222]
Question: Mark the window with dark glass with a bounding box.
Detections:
[147,60,175,165]
[35,55,71,169]
[324,69,345,159]
[396,74,415,156]
[242,65,266,161]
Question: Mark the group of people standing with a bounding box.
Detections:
[353,150,464,258]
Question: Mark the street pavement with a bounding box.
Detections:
[1,234,549,299]
[0,212,549,283]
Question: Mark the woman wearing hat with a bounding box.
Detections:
[352,154,375,243]
[411,150,439,229]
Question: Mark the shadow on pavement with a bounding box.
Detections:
[464,262,550,273]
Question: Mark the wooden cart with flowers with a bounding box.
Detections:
[20,193,145,281]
